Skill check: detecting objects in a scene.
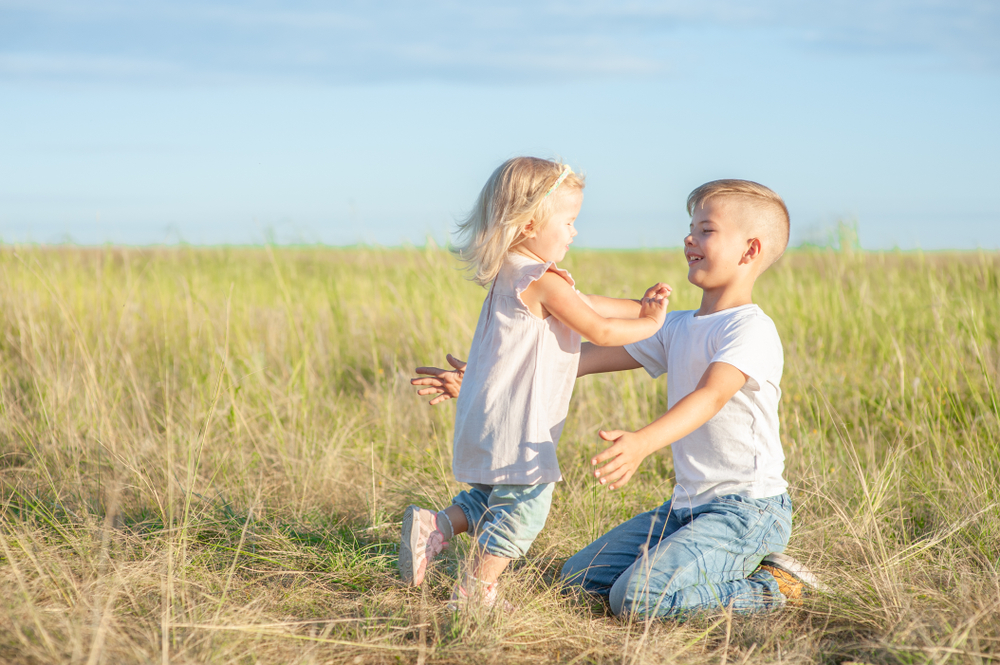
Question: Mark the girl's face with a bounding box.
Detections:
[519,187,582,263]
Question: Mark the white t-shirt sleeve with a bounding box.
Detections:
[624,316,673,378]
[711,313,782,392]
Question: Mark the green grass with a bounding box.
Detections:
[0,245,997,664]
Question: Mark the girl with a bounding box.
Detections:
[401,157,671,610]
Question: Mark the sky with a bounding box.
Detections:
[1,1,998,250]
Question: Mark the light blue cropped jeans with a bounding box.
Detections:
[452,482,555,560]
[560,493,792,618]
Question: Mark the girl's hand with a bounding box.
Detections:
[411,354,466,405]
[591,429,653,490]
[639,282,671,326]
[642,283,672,303]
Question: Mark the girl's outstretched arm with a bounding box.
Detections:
[582,283,671,319]
[527,272,668,347]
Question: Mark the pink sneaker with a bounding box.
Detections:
[398,505,448,586]
[447,577,514,613]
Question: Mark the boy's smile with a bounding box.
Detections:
[684,197,756,293]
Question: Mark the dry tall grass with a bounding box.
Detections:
[0,246,997,664]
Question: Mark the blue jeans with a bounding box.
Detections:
[452,483,555,560]
[560,493,792,618]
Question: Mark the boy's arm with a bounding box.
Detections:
[409,280,668,402]
[591,361,748,490]
[411,343,642,404]
[411,354,466,404]
[578,342,642,376]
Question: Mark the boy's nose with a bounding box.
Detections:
[684,233,694,246]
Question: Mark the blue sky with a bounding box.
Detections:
[1,1,998,249]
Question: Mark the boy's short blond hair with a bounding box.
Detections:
[687,180,790,270]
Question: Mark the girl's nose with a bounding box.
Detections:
[571,226,578,238]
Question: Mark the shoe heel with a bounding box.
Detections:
[398,505,416,585]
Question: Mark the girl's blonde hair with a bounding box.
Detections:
[452,157,585,286]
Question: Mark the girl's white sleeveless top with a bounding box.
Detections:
[452,253,582,485]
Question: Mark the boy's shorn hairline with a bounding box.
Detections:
[686,179,790,269]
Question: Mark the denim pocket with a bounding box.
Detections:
[758,493,793,523]
[762,513,791,553]
[714,494,766,514]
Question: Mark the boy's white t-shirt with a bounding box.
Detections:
[624,304,788,509]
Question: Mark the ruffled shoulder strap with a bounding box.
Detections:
[507,254,576,297]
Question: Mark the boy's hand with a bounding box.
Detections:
[410,354,466,405]
[639,282,671,325]
[591,429,653,490]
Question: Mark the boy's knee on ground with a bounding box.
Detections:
[608,565,669,618]
[559,553,590,585]
[609,578,628,616]
[609,578,671,618]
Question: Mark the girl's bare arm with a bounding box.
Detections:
[529,273,668,347]
[582,286,670,319]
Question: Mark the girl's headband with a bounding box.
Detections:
[543,164,573,199]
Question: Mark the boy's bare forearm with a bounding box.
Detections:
[590,386,728,490]
[633,387,727,454]
[631,363,747,452]
[591,361,748,489]
[584,315,664,347]
[578,343,642,377]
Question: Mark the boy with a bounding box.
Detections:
[413,179,822,617]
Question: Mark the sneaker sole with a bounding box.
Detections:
[398,505,420,586]
[762,552,830,593]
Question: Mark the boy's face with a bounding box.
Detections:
[684,196,753,290]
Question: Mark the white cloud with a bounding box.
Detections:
[0,0,996,85]
[0,52,180,77]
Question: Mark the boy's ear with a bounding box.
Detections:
[741,238,763,265]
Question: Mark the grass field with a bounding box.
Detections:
[0,245,997,665]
